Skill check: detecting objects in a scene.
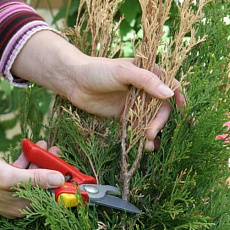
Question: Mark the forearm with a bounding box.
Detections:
[11,30,88,98]
[0,0,67,87]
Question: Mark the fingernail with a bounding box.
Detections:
[48,174,65,188]
[158,84,174,98]
[148,129,159,142]
[145,140,154,152]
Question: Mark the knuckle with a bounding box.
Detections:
[32,170,45,187]
[173,78,181,88]
[33,170,49,189]
[15,211,25,218]
[116,62,130,75]
[136,71,159,90]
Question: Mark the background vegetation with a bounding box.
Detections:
[0,0,230,229]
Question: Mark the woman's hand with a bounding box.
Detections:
[12,30,186,151]
[0,140,64,219]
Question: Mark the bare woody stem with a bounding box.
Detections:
[47,96,63,149]
[120,0,209,205]
[121,88,139,200]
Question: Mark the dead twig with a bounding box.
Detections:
[121,0,211,202]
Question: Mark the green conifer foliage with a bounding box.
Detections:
[0,0,229,229]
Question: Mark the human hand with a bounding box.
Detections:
[68,57,185,150]
[11,31,185,151]
[0,140,64,219]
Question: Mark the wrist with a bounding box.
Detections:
[11,30,88,98]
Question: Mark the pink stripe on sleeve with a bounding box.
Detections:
[3,25,61,87]
[0,0,66,86]
[0,5,35,24]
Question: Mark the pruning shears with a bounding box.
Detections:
[22,139,141,214]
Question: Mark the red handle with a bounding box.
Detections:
[22,139,97,185]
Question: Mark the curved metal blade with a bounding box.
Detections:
[79,184,121,200]
[92,195,142,214]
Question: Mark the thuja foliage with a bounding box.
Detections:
[0,79,52,152]
[1,0,230,229]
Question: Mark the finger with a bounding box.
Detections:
[145,101,171,151]
[154,136,161,150]
[120,59,164,78]
[146,101,171,140]
[0,190,30,219]
[152,65,162,77]
[14,167,64,189]
[1,162,64,190]
[173,79,186,109]
[29,145,61,170]
[145,140,155,152]
[118,62,174,100]
[47,146,61,156]
[13,153,30,169]
[0,213,15,219]
[145,136,161,152]
[29,140,47,169]
[35,140,48,149]
[117,59,174,99]
[13,140,48,169]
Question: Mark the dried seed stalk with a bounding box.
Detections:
[74,0,124,58]
[161,0,212,84]
[121,0,211,201]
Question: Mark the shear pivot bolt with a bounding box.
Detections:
[84,185,99,194]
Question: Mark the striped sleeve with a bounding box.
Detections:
[0,0,63,87]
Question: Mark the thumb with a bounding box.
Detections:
[6,164,64,189]
[119,61,174,99]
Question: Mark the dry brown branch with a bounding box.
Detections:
[74,0,123,57]
[161,0,212,86]
[121,0,211,201]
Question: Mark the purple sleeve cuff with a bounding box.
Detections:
[0,0,65,87]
